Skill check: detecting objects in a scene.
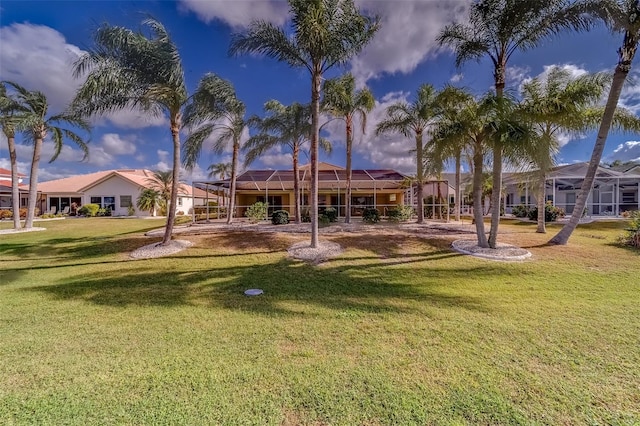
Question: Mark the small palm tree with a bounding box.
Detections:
[146,170,186,215]
[0,83,27,229]
[4,82,89,229]
[244,100,330,223]
[438,0,593,248]
[137,188,161,215]
[183,82,246,225]
[207,162,231,207]
[376,84,443,224]
[230,0,379,248]
[551,0,640,244]
[322,73,374,223]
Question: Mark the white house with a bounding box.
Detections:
[0,167,29,211]
[37,169,213,216]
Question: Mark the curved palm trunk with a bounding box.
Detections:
[7,136,21,229]
[488,142,502,248]
[454,150,461,222]
[24,133,44,229]
[550,34,637,245]
[416,131,425,224]
[227,139,239,225]
[472,140,488,247]
[345,115,353,224]
[292,143,301,223]
[310,66,321,248]
[161,118,181,245]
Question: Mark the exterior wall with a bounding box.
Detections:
[84,176,147,217]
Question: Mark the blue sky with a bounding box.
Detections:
[1,0,639,183]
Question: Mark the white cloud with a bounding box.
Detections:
[606,141,640,163]
[618,71,640,114]
[178,0,289,28]
[450,73,464,83]
[351,0,470,83]
[97,110,167,129]
[259,145,293,168]
[518,63,589,95]
[100,133,137,156]
[0,23,83,112]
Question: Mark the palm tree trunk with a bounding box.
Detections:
[488,141,502,248]
[292,143,301,223]
[454,150,461,222]
[310,65,321,248]
[536,173,546,233]
[345,115,353,224]
[549,34,637,245]
[228,139,239,225]
[8,136,21,229]
[161,118,181,245]
[416,131,425,224]
[472,140,488,248]
[24,134,43,229]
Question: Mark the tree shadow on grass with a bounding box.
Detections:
[26,257,495,316]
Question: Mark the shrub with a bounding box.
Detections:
[322,207,338,222]
[0,209,13,219]
[96,207,112,217]
[127,204,136,216]
[527,202,565,222]
[387,205,413,222]
[319,214,331,225]
[362,207,380,223]
[301,208,311,223]
[78,203,100,217]
[245,202,268,223]
[271,210,290,225]
[619,210,640,248]
[511,204,529,218]
[176,210,184,216]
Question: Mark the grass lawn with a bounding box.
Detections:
[0,217,638,425]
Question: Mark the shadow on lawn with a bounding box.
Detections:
[27,256,494,316]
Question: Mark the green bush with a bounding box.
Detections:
[96,207,112,217]
[245,202,268,223]
[271,210,289,225]
[127,204,136,216]
[78,203,100,217]
[387,205,413,222]
[322,207,338,222]
[362,208,380,223]
[527,202,565,222]
[0,209,13,219]
[512,204,529,218]
[619,210,640,248]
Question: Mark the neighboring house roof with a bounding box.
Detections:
[37,169,202,196]
[298,162,345,171]
[0,168,26,178]
[609,162,640,174]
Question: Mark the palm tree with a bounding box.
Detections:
[207,162,231,207]
[244,100,313,223]
[137,188,161,215]
[428,86,476,222]
[0,83,26,229]
[72,18,221,246]
[520,67,615,233]
[146,170,186,216]
[375,84,443,224]
[322,73,374,223]
[183,80,246,225]
[4,82,89,229]
[551,0,640,244]
[438,0,593,248]
[230,0,379,248]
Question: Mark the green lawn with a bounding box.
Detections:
[0,218,638,425]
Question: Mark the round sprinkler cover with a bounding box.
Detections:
[244,289,264,296]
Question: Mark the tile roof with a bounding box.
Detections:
[0,167,26,177]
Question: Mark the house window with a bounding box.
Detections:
[177,197,183,206]
[120,195,132,208]
[546,194,554,202]
[90,196,102,205]
[21,197,28,207]
[622,191,637,203]
[90,196,116,210]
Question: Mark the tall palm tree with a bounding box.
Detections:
[438,0,593,248]
[0,83,27,229]
[207,162,231,207]
[183,81,246,225]
[428,86,476,222]
[375,84,442,224]
[322,73,374,223]
[519,67,620,233]
[551,0,640,244]
[244,100,314,223]
[4,82,89,229]
[230,0,379,248]
[72,18,229,246]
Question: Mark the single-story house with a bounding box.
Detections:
[502,162,640,217]
[193,162,411,218]
[37,169,213,216]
